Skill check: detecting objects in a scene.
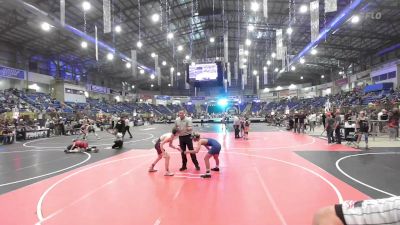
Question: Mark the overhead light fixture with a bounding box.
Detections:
[210,37,215,43]
[140,69,145,74]
[82,1,91,11]
[311,48,317,55]
[244,50,249,56]
[126,62,131,68]
[250,2,260,12]
[191,62,196,66]
[162,61,167,66]
[351,15,360,24]
[274,68,279,72]
[321,75,325,78]
[151,84,154,88]
[185,55,190,60]
[271,52,276,58]
[151,13,160,22]
[291,66,296,71]
[245,39,252,46]
[266,60,271,65]
[216,57,220,60]
[170,67,175,72]
[167,32,174,39]
[106,53,114,60]
[131,85,135,89]
[300,58,305,64]
[300,76,304,80]
[177,45,183,51]
[137,41,143,48]
[151,52,156,58]
[168,84,171,87]
[253,70,258,75]
[339,71,344,75]
[248,24,255,31]
[286,27,293,35]
[299,4,308,13]
[41,22,51,31]
[150,74,155,79]
[263,66,267,70]
[81,41,88,49]
[177,72,181,76]
[243,58,247,63]
[115,25,122,33]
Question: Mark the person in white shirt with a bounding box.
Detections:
[123,117,133,138]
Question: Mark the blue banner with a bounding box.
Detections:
[156,95,172,100]
[86,84,110,94]
[0,65,25,80]
[190,96,205,100]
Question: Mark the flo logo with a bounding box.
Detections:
[363,12,382,20]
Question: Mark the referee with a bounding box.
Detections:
[175,110,200,171]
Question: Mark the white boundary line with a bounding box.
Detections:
[335,152,398,197]
[36,153,154,223]
[35,146,343,223]
[254,167,287,225]
[23,133,154,149]
[229,151,344,203]
[36,158,153,224]
[0,152,91,187]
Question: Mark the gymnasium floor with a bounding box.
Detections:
[0,124,399,225]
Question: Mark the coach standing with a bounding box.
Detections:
[175,110,200,171]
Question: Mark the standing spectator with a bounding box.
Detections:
[388,108,399,141]
[298,111,306,133]
[334,109,342,144]
[309,112,317,132]
[115,117,125,135]
[321,112,326,128]
[233,115,240,138]
[175,110,200,171]
[325,112,335,144]
[356,111,370,149]
[123,117,133,138]
[293,113,299,133]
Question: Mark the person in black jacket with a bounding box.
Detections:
[115,118,125,134]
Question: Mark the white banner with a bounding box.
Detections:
[224,32,229,63]
[224,79,228,93]
[239,44,244,68]
[263,0,268,18]
[60,0,65,26]
[103,0,111,33]
[131,50,137,79]
[157,67,161,86]
[282,46,287,70]
[95,25,98,61]
[170,69,174,87]
[263,67,268,85]
[310,0,320,41]
[325,0,337,13]
[227,62,231,86]
[185,70,190,89]
[234,61,238,80]
[241,69,245,90]
[256,76,260,92]
[243,67,247,86]
[276,29,283,59]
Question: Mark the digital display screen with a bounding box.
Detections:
[189,63,218,81]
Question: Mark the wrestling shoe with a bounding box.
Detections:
[211,167,219,172]
[164,172,174,176]
[179,167,187,171]
[200,174,211,178]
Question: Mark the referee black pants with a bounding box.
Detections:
[179,135,199,168]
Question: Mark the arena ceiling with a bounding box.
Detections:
[0,0,399,90]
